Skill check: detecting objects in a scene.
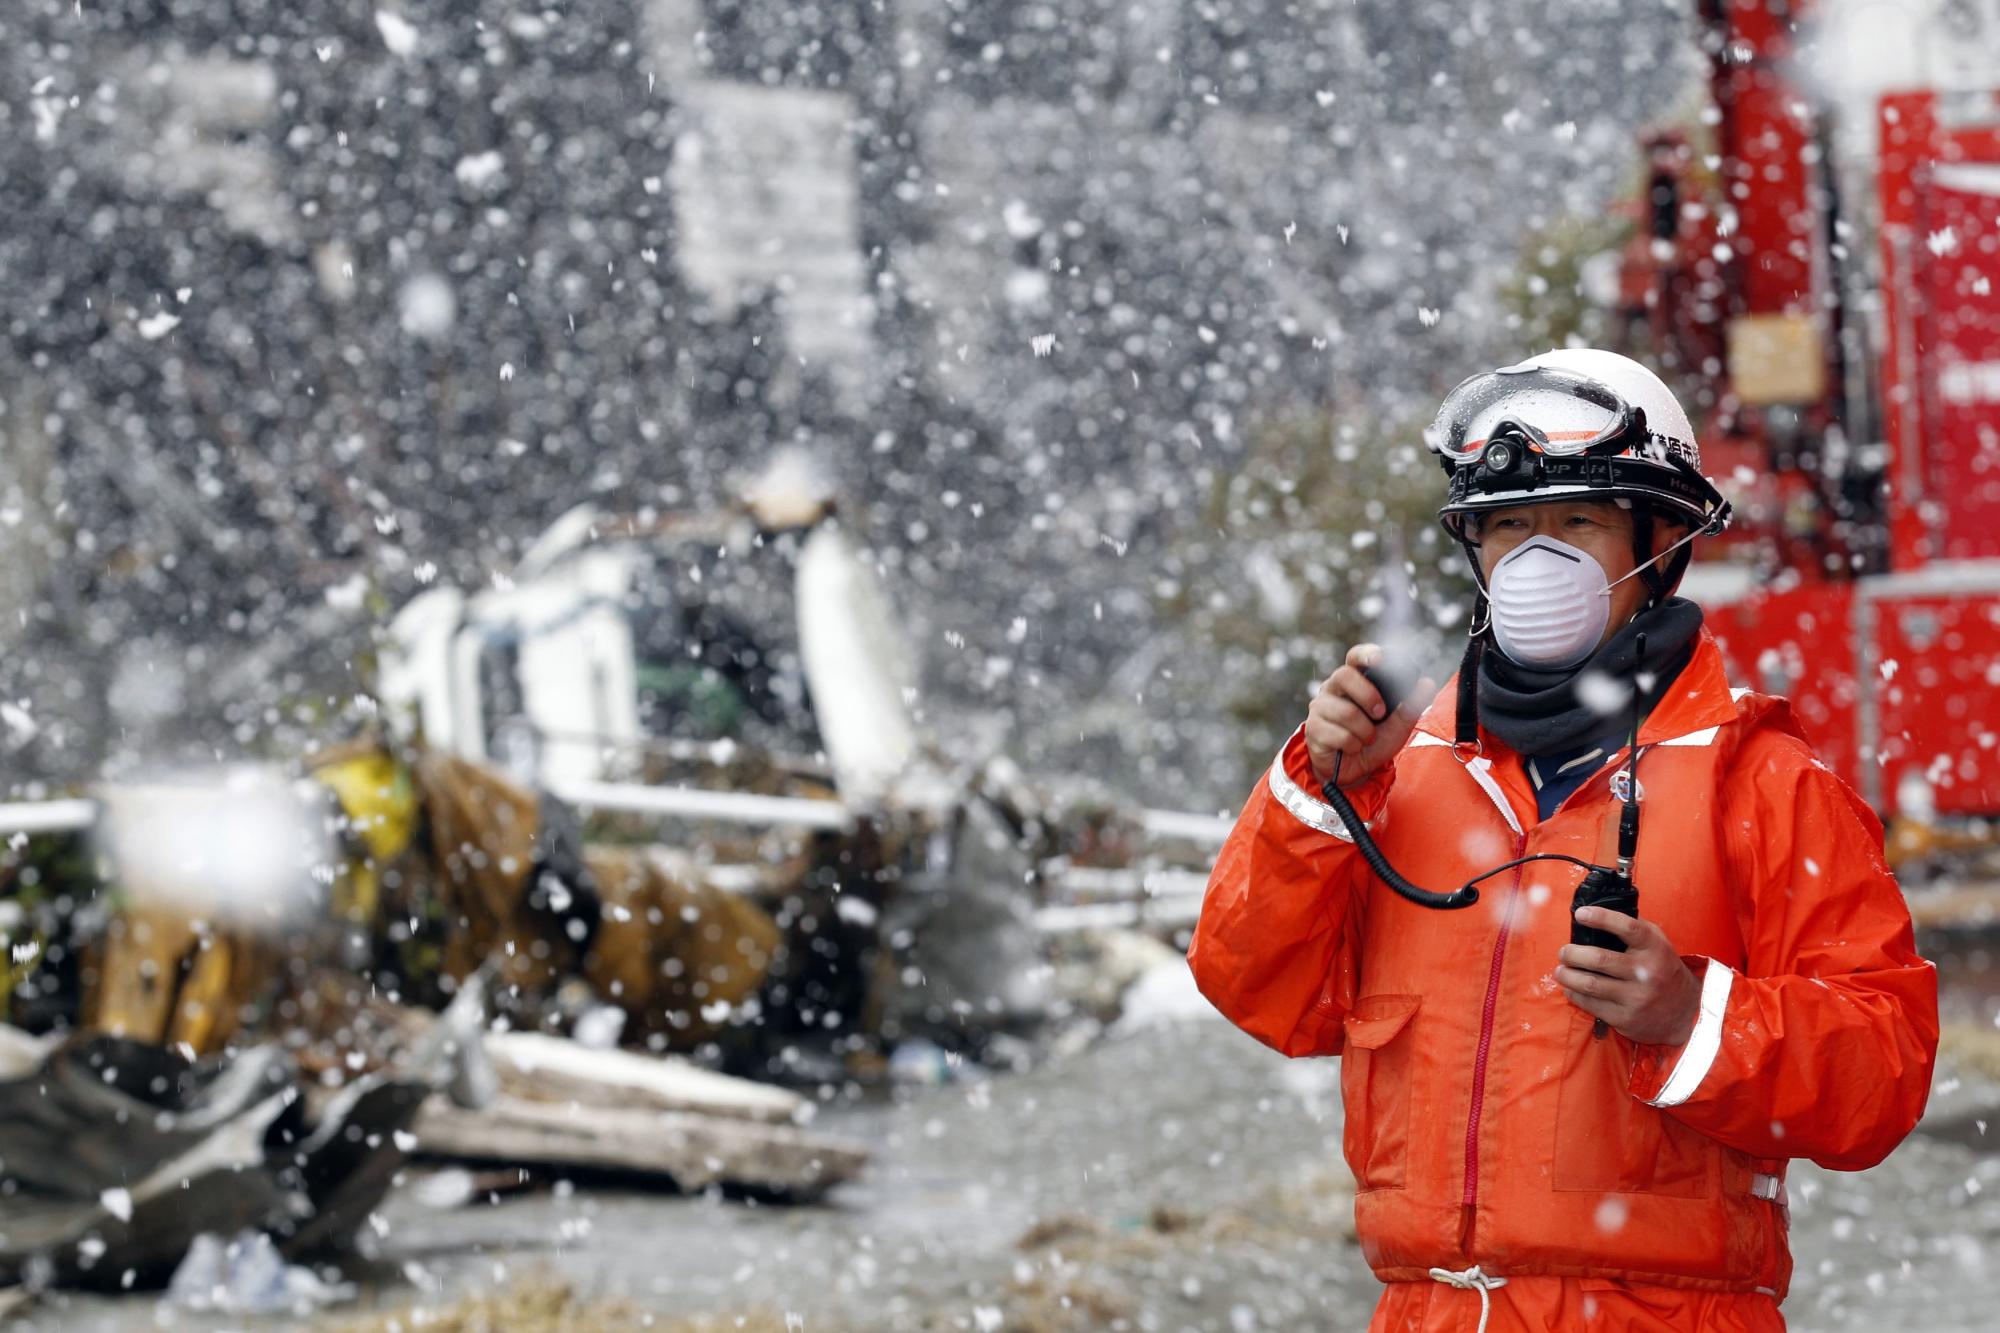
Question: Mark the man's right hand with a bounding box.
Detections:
[1305,644,1437,788]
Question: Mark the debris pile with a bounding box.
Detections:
[0,491,1220,1318]
[0,1025,433,1294]
[0,972,870,1310]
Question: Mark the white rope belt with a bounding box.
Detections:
[1428,1264,1508,1333]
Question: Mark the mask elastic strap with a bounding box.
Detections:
[1601,525,1704,597]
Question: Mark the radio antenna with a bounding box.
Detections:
[1617,632,1646,876]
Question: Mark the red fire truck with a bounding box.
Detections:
[1618,0,2000,835]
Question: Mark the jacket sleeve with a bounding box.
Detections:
[1627,733,1939,1169]
[1186,725,1388,1058]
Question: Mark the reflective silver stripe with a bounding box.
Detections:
[1267,731,1361,842]
[1394,731,1522,834]
[1465,756,1523,836]
[1750,1172,1784,1202]
[1646,959,1734,1108]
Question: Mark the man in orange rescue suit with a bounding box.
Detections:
[1190,349,1937,1332]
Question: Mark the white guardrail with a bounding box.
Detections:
[2,787,1232,845]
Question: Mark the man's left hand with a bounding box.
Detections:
[1555,908,1702,1046]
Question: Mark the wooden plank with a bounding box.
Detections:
[485,1030,805,1125]
[411,1095,866,1199]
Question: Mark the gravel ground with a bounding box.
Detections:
[16,983,2000,1332]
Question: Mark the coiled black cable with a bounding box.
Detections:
[1320,752,1482,910]
[1322,756,1605,910]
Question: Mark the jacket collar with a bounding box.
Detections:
[1415,629,1741,752]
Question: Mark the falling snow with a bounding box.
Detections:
[0,2,1994,1329]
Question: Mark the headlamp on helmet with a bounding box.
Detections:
[1468,422,1550,495]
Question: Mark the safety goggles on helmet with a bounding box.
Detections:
[1423,364,1648,464]
[1427,364,1732,541]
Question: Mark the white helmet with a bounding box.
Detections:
[1428,348,1730,542]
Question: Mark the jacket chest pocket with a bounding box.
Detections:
[1340,993,1421,1193]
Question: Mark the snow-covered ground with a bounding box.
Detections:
[24,969,2000,1332]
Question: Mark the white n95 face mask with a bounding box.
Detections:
[1486,535,1612,669]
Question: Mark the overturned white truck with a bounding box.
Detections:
[376,485,1215,1055]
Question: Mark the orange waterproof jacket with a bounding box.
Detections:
[1189,632,1937,1298]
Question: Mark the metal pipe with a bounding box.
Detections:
[548,779,854,831]
[0,799,98,836]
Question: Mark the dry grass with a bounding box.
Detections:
[1014,1163,1356,1262]
[978,1165,1360,1330]
[1014,1214,1105,1251]
[1938,1020,2000,1081]
[990,1277,1134,1332]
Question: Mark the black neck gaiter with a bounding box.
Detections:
[1476,598,1704,756]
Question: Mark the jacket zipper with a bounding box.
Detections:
[1461,831,1527,1231]
[1459,744,1646,1241]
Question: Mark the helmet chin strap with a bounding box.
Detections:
[1457,534,1490,751]
[1459,533,1493,602]
[1631,506,1663,606]
[1455,624,1485,750]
